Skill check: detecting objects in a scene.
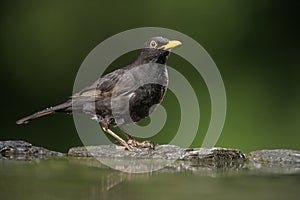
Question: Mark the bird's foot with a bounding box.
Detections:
[126,139,155,151]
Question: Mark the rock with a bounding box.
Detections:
[247,149,300,174]
[248,149,300,163]
[0,140,64,160]
[68,144,245,160]
[67,145,246,173]
[68,144,184,159]
[181,147,246,160]
[1,140,299,174]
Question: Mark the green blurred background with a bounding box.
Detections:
[1,0,299,153]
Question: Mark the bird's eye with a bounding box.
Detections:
[150,40,157,48]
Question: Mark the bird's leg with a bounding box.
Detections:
[101,123,132,151]
[117,126,155,150]
[117,126,134,140]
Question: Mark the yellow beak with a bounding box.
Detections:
[159,40,182,50]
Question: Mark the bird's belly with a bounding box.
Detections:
[128,83,166,123]
[95,84,166,126]
[105,83,166,126]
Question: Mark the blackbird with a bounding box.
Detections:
[16,37,182,150]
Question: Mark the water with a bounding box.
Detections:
[1,157,299,200]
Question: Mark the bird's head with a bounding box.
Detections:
[137,37,182,64]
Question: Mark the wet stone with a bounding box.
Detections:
[68,144,246,162]
[248,149,300,163]
[1,140,300,174]
[68,145,184,159]
[0,140,64,160]
[67,145,247,173]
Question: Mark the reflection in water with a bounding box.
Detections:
[102,172,127,191]
[0,157,299,200]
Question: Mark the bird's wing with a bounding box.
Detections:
[71,68,132,100]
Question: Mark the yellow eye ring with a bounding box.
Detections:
[150,40,157,48]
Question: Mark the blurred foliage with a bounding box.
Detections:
[1,0,299,152]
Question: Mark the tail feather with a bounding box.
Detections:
[16,101,72,125]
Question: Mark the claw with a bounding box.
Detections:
[127,139,155,151]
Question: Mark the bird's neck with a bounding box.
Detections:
[132,50,170,66]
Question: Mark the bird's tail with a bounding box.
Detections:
[16,100,72,125]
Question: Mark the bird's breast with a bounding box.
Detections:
[128,83,167,123]
[111,65,168,125]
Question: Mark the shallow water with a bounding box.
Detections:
[1,157,299,200]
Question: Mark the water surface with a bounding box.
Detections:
[1,158,299,200]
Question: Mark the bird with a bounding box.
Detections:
[16,37,182,151]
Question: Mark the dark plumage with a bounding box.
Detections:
[16,37,182,150]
